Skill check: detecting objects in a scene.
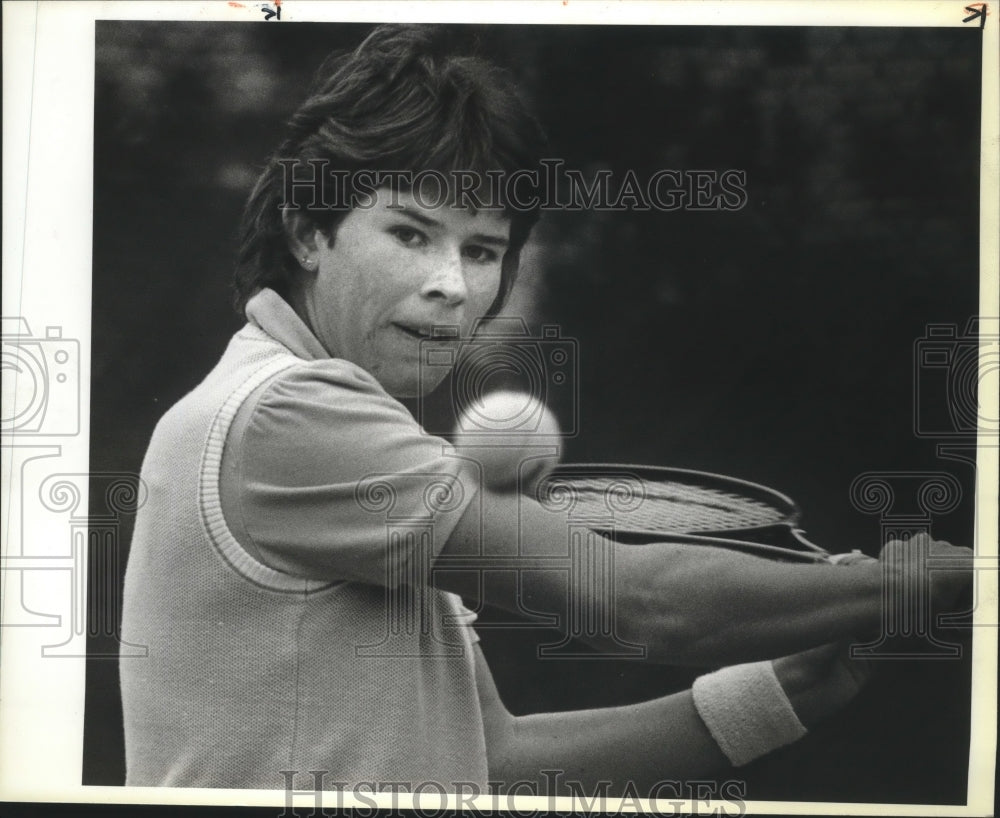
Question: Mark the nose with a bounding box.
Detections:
[420,249,467,307]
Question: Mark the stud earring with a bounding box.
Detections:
[301,255,317,271]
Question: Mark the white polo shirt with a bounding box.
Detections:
[121,288,488,790]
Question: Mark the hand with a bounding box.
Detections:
[772,642,873,729]
[828,549,877,566]
[879,533,973,614]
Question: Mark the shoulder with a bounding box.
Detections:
[233,356,454,487]
[221,356,476,582]
[250,356,421,441]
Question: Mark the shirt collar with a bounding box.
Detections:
[245,288,329,361]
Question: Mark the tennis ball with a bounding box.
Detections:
[452,390,562,493]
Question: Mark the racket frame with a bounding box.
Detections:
[539,463,831,563]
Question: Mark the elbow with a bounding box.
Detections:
[661,623,735,666]
[485,715,529,790]
[608,545,726,664]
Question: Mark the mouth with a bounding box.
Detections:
[392,323,430,341]
[391,323,459,342]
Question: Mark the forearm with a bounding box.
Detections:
[491,691,730,795]
[607,543,883,665]
[441,490,883,666]
[475,645,729,794]
[486,650,840,794]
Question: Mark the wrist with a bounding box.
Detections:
[836,558,885,641]
[772,642,871,729]
[771,651,824,728]
[692,661,807,767]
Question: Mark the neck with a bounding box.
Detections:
[283,275,336,359]
[285,276,316,335]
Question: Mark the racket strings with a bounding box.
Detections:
[539,475,789,533]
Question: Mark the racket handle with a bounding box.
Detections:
[828,549,874,566]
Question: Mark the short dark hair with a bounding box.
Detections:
[234,24,548,316]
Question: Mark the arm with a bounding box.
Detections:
[225,370,968,667]
[439,489,969,666]
[475,641,868,793]
[475,643,728,792]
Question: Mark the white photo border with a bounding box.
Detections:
[2,0,997,813]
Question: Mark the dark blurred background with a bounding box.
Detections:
[87,22,982,803]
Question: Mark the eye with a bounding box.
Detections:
[389,226,428,248]
[462,244,499,264]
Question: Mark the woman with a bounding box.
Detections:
[120,24,970,794]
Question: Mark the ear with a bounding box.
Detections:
[281,208,327,272]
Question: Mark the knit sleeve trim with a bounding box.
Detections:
[198,354,337,593]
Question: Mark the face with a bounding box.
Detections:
[294,187,510,397]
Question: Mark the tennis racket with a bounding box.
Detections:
[534,463,834,563]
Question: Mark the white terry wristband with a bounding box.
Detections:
[692,660,807,767]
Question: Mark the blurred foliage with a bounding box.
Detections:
[94,22,980,482]
[90,22,980,800]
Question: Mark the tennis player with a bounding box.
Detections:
[120,25,973,794]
